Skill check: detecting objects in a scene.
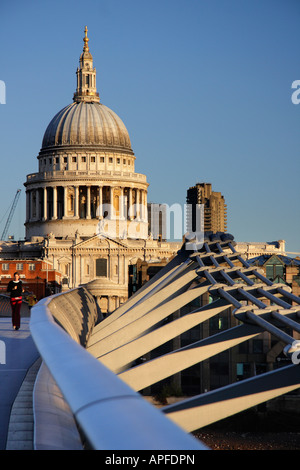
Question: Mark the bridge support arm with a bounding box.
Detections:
[163,364,300,432]
[30,297,206,450]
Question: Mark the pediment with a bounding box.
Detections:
[263,254,284,267]
[74,234,129,249]
[57,255,72,263]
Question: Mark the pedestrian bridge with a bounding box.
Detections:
[3,232,300,449]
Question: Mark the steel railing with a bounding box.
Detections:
[29,232,300,449]
[30,294,207,450]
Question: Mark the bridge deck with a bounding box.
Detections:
[0,317,39,450]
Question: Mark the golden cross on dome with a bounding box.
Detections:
[83,26,89,51]
[73,27,100,103]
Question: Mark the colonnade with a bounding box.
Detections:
[95,294,125,316]
[25,184,148,223]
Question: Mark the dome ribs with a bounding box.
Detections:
[41,102,132,153]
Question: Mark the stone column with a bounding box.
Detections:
[63,186,68,218]
[110,186,114,218]
[30,190,34,220]
[52,186,57,220]
[86,186,91,219]
[120,187,124,219]
[108,296,112,314]
[140,190,144,221]
[136,189,140,220]
[25,190,30,223]
[129,188,133,220]
[74,186,79,218]
[98,186,103,219]
[43,187,47,221]
[143,190,148,222]
[35,189,40,221]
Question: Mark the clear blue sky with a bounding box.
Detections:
[0,0,299,253]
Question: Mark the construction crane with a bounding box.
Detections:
[1,189,21,240]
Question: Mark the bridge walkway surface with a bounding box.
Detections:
[0,310,40,450]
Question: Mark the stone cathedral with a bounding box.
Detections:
[0,28,285,315]
[22,28,180,314]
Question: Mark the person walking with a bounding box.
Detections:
[7,272,23,330]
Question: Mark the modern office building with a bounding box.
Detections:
[186,182,227,233]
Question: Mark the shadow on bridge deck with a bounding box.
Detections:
[0,316,39,450]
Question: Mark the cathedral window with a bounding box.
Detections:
[96,258,107,277]
[63,264,69,276]
[266,261,284,281]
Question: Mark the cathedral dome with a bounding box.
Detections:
[25,27,149,243]
[40,26,133,154]
[41,101,132,152]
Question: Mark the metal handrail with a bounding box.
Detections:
[30,295,207,450]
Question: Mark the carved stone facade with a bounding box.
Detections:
[235,240,286,259]
[20,28,181,313]
[43,234,181,314]
[24,27,148,242]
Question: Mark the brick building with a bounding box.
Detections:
[0,259,62,300]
